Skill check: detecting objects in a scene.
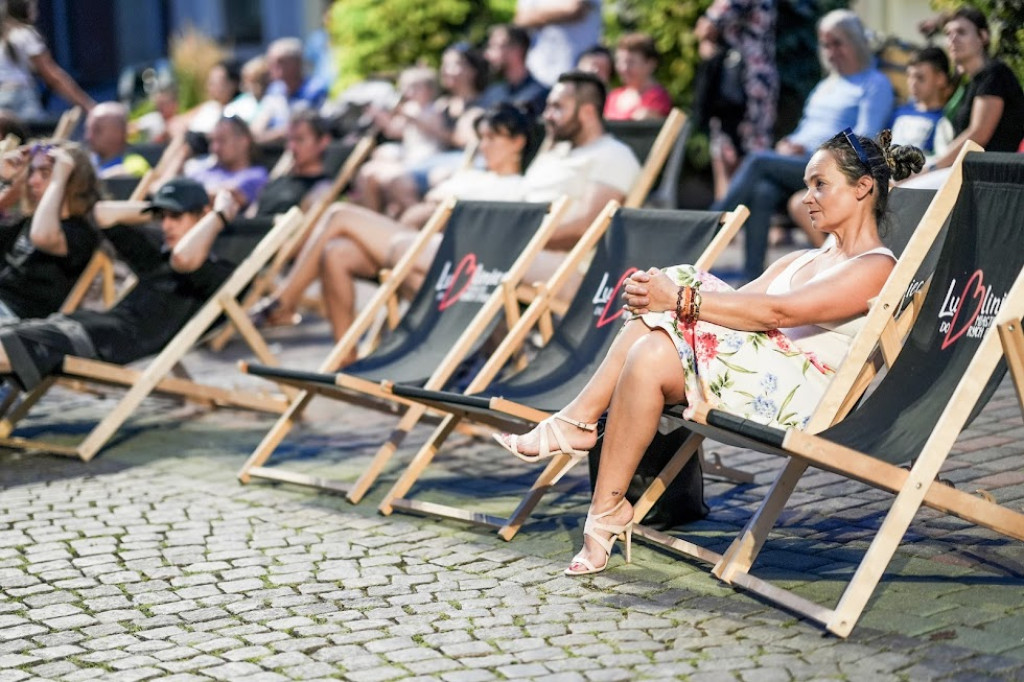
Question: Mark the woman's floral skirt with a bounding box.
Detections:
[637,265,835,430]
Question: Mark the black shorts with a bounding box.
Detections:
[0,315,98,391]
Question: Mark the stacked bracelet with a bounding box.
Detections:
[674,282,703,325]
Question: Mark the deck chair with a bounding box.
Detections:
[634,148,1024,637]
[206,134,377,350]
[381,203,749,538]
[626,184,949,553]
[0,208,307,462]
[237,198,571,497]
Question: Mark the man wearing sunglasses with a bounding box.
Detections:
[0,178,240,391]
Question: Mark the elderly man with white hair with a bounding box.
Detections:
[710,8,894,282]
[254,37,329,142]
[84,102,151,179]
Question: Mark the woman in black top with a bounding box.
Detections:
[0,141,101,320]
[928,6,1024,171]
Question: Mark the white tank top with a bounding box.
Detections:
[765,245,896,369]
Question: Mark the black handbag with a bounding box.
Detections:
[587,416,709,530]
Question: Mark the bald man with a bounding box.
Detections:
[84,102,151,179]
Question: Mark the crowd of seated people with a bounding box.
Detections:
[0,1,1021,591]
[0,5,1019,405]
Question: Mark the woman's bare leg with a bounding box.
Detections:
[569,329,687,572]
[270,203,412,319]
[499,319,659,456]
[320,237,383,348]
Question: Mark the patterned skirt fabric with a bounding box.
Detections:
[638,265,835,430]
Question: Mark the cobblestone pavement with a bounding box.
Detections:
[1,308,1023,681]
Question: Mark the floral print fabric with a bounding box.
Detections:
[637,265,834,430]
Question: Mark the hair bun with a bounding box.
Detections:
[889,143,926,182]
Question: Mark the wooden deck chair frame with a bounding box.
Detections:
[206,134,377,350]
[237,197,572,496]
[376,203,749,539]
[0,207,308,461]
[52,106,82,140]
[626,144,1018,637]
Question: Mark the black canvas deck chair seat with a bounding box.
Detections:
[0,208,307,462]
[640,148,1024,637]
[381,203,749,539]
[237,198,571,498]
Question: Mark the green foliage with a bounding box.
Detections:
[931,0,1024,84]
[327,0,515,89]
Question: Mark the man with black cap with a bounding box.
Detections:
[0,178,241,391]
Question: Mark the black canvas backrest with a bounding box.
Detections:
[350,201,552,384]
[102,176,142,201]
[604,119,660,166]
[324,140,355,178]
[822,153,1024,463]
[489,207,723,411]
[211,216,276,266]
[881,187,949,312]
[126,143,168,167]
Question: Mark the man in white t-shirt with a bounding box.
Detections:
[250,72,640,354]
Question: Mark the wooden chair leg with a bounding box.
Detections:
[378,413,461,514]
[238,390,315,483]
[497,453,580,541]
[714,459,808,582]
[0,378,56,438]
[347,403,428,505]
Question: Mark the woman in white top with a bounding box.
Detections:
[250,103,535,349]
[495,129,925,575]
[0,0,95,119]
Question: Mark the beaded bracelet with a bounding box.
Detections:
[675,285,690,322]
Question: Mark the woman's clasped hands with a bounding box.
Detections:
[622,267,678,315]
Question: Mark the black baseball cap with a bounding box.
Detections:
[144,178,209,214]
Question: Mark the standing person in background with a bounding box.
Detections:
[515,0,603,88]
[694,0,778,198]
[710,9,893,282]
[909,6,1023,186]
[480,24,550,115]
[604,32,673,121]
[0,0,95,120]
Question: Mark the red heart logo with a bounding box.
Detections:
[941,269,985,350]
[596,268,638,328]
[438,254,478,311]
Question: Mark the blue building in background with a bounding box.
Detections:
[34,0,326,112]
